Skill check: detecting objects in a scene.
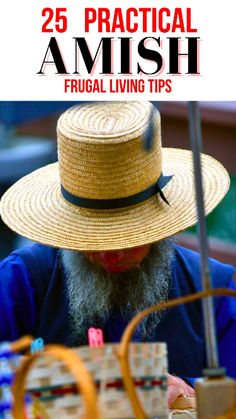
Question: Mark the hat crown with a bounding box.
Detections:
[57,102,162,200]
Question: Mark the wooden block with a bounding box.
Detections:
[171,395,196,410]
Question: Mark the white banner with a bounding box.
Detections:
[0,0,235,100]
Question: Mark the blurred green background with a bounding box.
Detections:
[188,175,236,244]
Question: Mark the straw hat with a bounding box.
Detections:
[0,102,230,251]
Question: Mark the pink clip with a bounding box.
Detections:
[88,328,104,348]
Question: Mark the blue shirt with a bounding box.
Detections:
[0,243,236,386]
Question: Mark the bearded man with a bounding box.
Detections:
[0,102,235,405]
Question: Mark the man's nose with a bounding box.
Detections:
[98,251,124,264]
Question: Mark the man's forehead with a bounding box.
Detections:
[83,243,152,253]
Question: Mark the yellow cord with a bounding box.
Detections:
[31,396,51,419]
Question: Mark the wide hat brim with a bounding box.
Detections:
[0,148,230,251]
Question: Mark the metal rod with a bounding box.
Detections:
[188,101,219,369]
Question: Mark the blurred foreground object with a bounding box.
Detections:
[196,375,236,419]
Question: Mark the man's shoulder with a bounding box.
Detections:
[11,243,59,281]
[0,244,61,311]
[173,244,235,290]
[12,242,58,263]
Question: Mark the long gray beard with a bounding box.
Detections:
[61,240,174,344]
